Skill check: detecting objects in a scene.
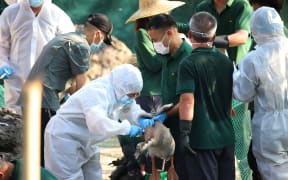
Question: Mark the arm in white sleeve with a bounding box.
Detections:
[233,54,258,102]
[86,106,131,139]
[55,6,75,34]
[0,10,12,67]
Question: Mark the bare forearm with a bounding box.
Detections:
[179,93,195,121]
[228,30,249,47]
[69,73,88,94]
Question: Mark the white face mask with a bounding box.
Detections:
[118,95,133,106]
[153,33,170,55]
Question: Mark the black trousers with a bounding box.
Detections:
[41,108,56,167]
[184,145,235,180]
[248,108,262,180]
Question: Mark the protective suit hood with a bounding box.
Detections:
[110,64,143,100]
[250,7,284,45]
[4,0,22,5]
[22,0,51,6]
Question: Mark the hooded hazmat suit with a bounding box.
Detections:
[44,64,148,180]
[233,7,288,179]
[0,0,74,113]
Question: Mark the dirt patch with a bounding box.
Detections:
[99,137,123,180]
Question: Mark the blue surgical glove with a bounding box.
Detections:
[152,112,167,123]
[138,117,154,129]
[0,66,14,79]
[129,125,142,137]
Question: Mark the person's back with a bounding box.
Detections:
[177,12,235,180]
[26,32,90,111]
[247,40,288,111]
[180,47,234,148]
[233,7,288,179]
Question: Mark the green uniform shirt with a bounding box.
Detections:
[0,1,7,14]
[162,40,192,136]
[176,47,235,149]
[26,32,90,111]
[196,0,253,64]
[134,28,167,96]
[10,159,57,180]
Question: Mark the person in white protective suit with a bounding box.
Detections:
[233,7,288,180]
[0,0,74,114]
[44,64,152,180]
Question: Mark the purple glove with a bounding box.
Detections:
[129,125,142,137]
[138,117,154,129]
[152,112,167,123]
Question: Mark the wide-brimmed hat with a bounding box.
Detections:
[125,0,185,24]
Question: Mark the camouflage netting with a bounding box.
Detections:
[232,99,252,180]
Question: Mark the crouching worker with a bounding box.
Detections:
[44,64,150,180]
[0,159,56,180]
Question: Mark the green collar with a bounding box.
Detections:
[170,40,191,60]
[191,46,217,53]
[209,0,234,8]
[227,0,234,7]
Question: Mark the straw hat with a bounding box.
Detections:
[125,0,185,24]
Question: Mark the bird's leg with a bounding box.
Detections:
[149,156,160,180]
[167,156,179,180]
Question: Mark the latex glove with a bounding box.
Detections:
[138,117,154,129]
[179,120,197,156]
[60,93,71,104]
[129,125,142,137]
[152,112,167,123]
[0,66,14,79]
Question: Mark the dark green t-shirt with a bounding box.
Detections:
[176,47,235,149]
[134,28,167,96]
[162,40,192,136]
[10,159,57,180]
[0,1,8,15]
[196,0,253,64]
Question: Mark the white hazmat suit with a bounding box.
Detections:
[45,64,148,180]
[233,7,288,180]
[0,0,74,113]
